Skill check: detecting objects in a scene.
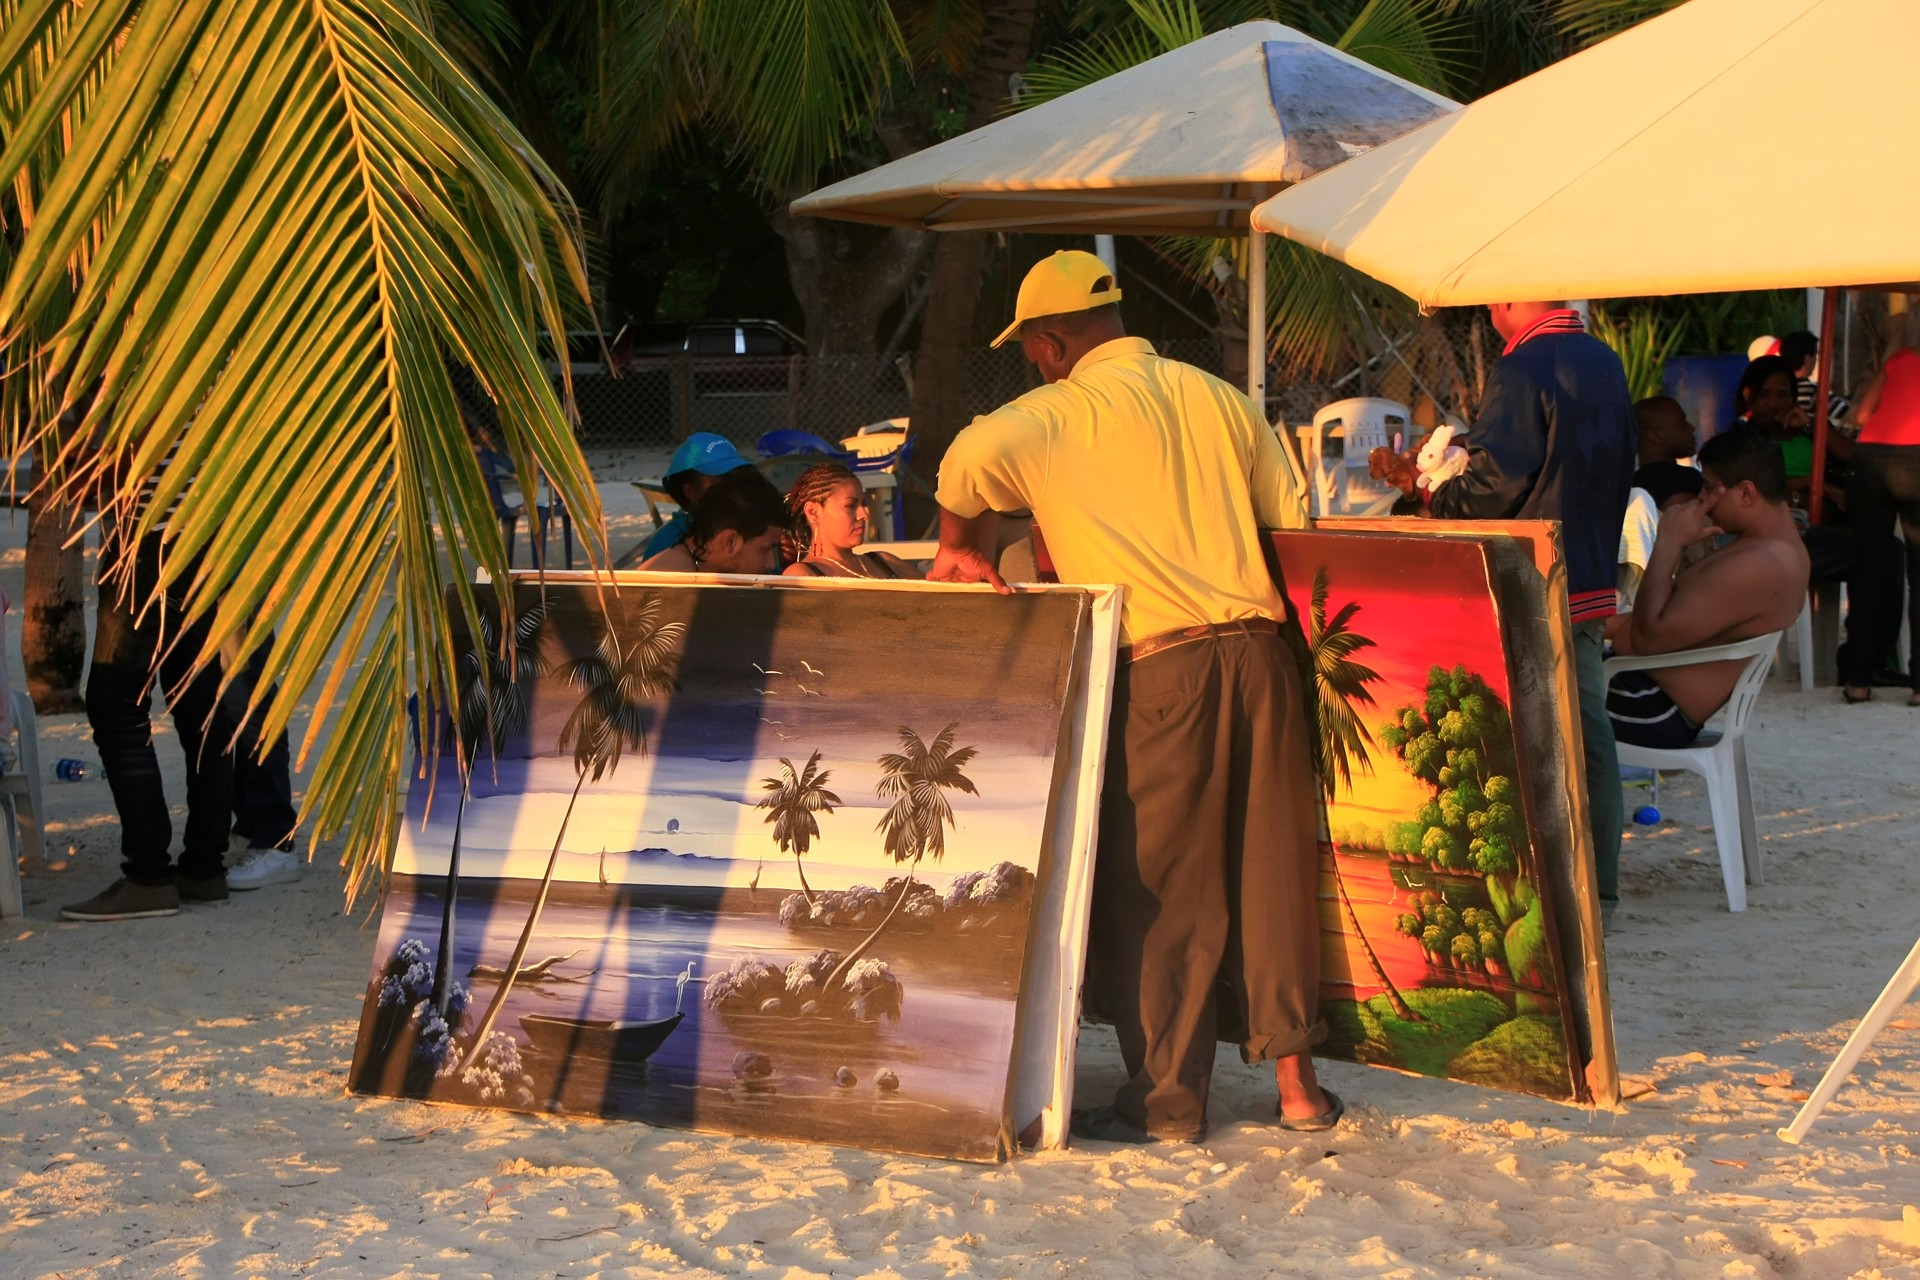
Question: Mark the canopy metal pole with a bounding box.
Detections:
[1248,183,1268,413]
[1809,285,1840,524]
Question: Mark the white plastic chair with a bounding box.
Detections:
[0,690,46,918]
[1778,594,1814,693]
[1604,631,1781,913]
[1311,397,1410,467]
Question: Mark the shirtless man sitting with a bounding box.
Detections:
[1604,426,1809,747]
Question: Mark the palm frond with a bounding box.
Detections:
[1332,0,1459,96]
[684,0,907,187]
[1020,0,1201,108]
[1552,0,1682,50]
[0,0,605,906]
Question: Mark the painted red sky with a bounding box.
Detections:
[1270,531,1515,826]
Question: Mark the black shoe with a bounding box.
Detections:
[1873,668,1911,688]
[175,871,229,903]
[1069,1104,1201,1145]
[60,878,181,921]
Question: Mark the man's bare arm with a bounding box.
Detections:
[926,507,1011,593]
[1627,497,1759,654]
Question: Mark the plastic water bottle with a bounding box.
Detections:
[54,758,87,781]
[1632,804,1660,825]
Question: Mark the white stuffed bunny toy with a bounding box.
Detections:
[1414,424,1469,492]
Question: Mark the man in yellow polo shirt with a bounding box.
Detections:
[929,251,1339,1143]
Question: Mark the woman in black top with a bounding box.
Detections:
[781,464,922,580]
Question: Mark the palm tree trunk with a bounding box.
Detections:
[457,770,588,1073]
[822,869,914,998]
[900,0,1041,532]
[793,854,816,907]
[22,495,86,713]
[1327,840,1422,1023]
[428,779,470,1018]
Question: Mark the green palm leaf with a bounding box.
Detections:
[0,0,603,905]
[1552,0,1683,49]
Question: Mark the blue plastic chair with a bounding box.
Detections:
[755,429,857,465]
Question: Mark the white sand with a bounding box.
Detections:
[5,486,1920,1278]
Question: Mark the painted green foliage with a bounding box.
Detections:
[1380,665,1531,892]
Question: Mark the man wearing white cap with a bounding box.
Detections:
[929,250,1339,1143]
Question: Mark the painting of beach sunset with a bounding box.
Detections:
[347,575,1092,1161]
[1266,530,1586,1104]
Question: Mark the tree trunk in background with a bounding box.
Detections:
[772,207,929,434]
[902,0,1041,533]
[23,495,86,712]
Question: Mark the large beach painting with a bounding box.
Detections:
[1267,529,1591,1103]
[347,574,1098,1161]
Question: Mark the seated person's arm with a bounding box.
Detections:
[1605,609,1637,653]
[1853,367,1887,429]
[875,551,925,580]
[1625,497,1759,654]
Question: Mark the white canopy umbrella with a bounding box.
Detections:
[792,21,1456,412]
[1250,0,1920,520]
[1250,0,1920,306]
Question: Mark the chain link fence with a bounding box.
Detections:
[561,333,1471,452]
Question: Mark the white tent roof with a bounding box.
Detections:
[1250,0,1920,306]
[791,22,1456,236]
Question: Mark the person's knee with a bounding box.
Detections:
[85,665,151,733]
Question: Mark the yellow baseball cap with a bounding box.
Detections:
[991,250,1124,348]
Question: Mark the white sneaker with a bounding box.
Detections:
[228,844,301,890]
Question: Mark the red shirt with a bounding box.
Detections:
[1862,348,1920,446]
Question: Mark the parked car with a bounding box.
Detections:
[613,320,806,396]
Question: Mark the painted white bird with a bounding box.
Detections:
[796,683,823,697]
[752,662,785,676]
[800,660,824,676]
[759,717,785,726]
[674,961,697,1014]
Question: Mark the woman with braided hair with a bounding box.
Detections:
[782,463,923,580]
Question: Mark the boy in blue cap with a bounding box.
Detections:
[639,433,755,560]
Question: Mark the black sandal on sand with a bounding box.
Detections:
[1275,1088,1345,1133]
[1843,685,1872,704]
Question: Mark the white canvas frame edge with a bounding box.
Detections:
[1012,586,1124,1150]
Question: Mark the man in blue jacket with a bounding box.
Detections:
[1422,301,1637,920]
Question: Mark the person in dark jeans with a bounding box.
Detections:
[225,646,300,889]
[60,526,244,920]
[1840,343,1920,705]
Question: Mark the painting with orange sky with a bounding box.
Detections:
[1268,530,1583,1103]
[348,577,1089,1160]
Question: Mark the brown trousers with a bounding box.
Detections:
[1091,630,1324,1137]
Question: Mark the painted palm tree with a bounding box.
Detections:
[1306,566,1420,1023]
[459,594,685,1070]
[430,596,549,1020]
[825,723,978,994]
[757,751,842,908]
[0,0,604,909]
